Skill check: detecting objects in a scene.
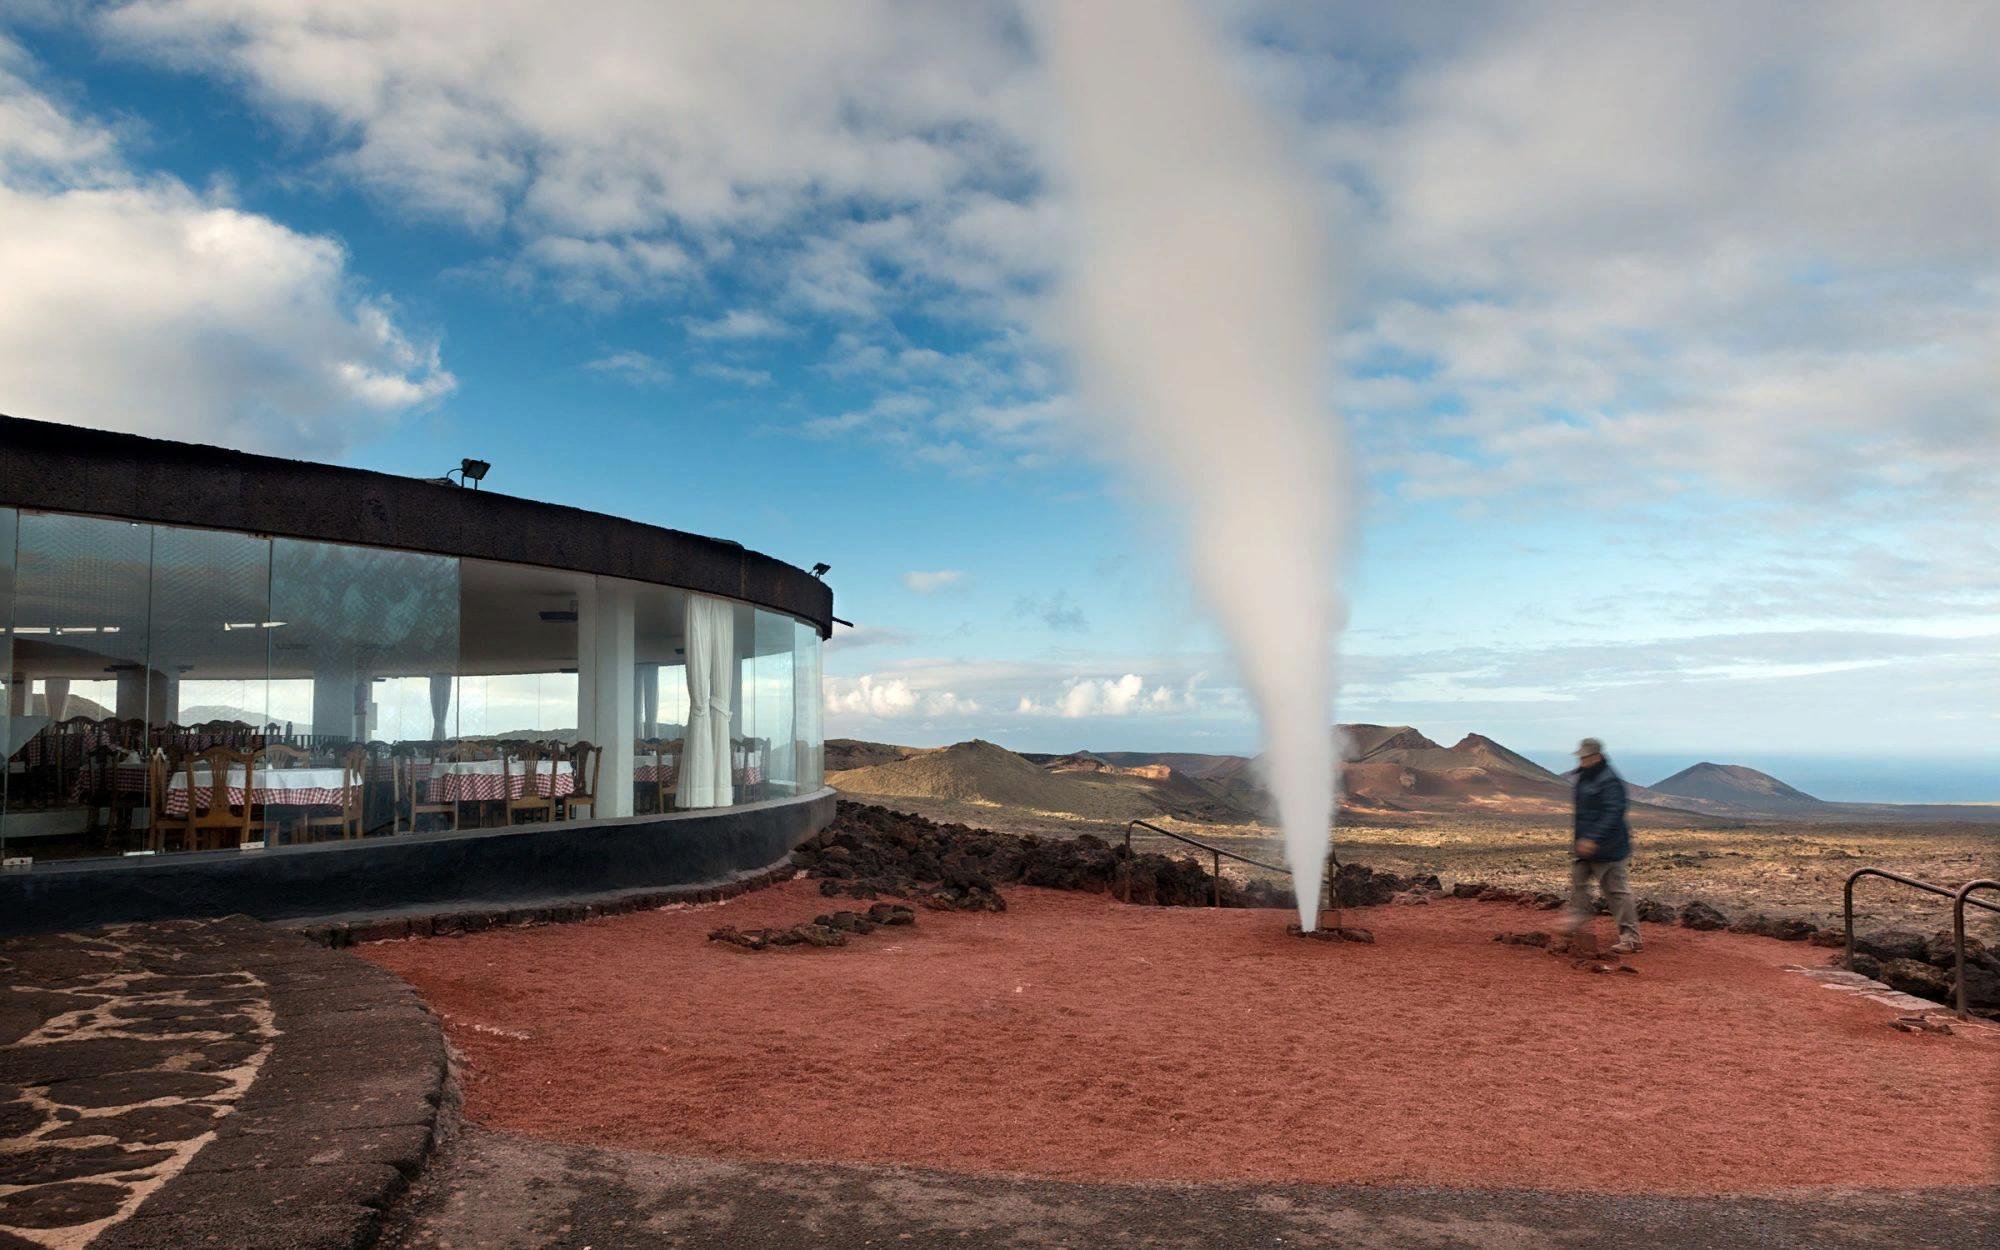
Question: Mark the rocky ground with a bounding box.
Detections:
[806,802,2000,1015]
[0,917,445,1250]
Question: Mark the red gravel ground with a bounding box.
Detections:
[362,881,2000,1196]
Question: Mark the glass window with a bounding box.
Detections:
[0,506,14,857]
[633,585,689,813]
[795,618,823,792]
[269,538,458,751]
[7,512,153,855]
[454,559,584,741]
[732,601,759,801]
[754,609,798,798]
[148,524,273,752]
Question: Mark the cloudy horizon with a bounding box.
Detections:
[1,2,1993,800]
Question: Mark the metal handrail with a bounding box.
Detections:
[1954,880,2000,1018]
[1121,819,1341,908]
[1843,867,2000,1019]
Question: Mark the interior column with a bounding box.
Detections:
[578,579,635,818]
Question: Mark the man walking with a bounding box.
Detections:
[1567,737,1641,953]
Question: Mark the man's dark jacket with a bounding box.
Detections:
[1572,760,1631,862]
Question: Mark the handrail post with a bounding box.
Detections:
[1213,850,1221,908]
[1953,879,2000,1020]
[1843,868,1868,971]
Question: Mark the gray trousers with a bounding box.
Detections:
[1567,857,1640,940]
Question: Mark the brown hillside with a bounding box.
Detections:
[830,740,1254,824]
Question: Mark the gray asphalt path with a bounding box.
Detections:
[379,1126,1997,1250]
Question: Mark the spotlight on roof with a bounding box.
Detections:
[810,562,831,578]
[432,458,492,488]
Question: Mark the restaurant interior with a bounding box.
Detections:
[0,508,823,863]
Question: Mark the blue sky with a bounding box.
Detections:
[2,3,1995,799]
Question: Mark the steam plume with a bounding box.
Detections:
[1035,0,1346,928]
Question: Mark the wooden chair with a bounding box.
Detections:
[146,751,192,853]
[298,746,365,841]
[563,742,602,821]
[505,746,557,825]
[181,747,253,850]
[401,751,456,833]
[633,738,662,813]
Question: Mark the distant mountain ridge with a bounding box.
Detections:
[830,728,1992,826]
[1647,762,1823,815]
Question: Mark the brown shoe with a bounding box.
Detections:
[1610,936,1643,955]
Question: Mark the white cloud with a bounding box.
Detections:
[1327,3,2000,511]
[90,0,1043,302]
[691,361,774,388]
[584,350,669,385]
[684,308,789,341]
[1016,673,1201,719]
[0,40,453,453]
[824,673,979,720]
[901,569,965,595]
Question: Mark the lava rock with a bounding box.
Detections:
[865,902,915,926]
[1855,928,1928,963]
[708,926,767,950]
[1331,864,1404,908]
[1450,882,1488,899]
[1955,962,2000,1010]
[1494,931,1551,947]
[1880,957,1952,1001]
[792,923,847,948]
[1635,898,1677,924]
[1758,917,1818,942]
[1678,901,1728,931]
[1286,923,1375,944]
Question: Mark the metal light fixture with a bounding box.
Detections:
[810,562,831,578]
[431,458,493,488]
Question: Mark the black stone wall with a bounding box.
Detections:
[0,790,835,935]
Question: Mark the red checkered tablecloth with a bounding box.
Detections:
[426,760,574,803]
[20,729,113,767]
[165,766,351,816]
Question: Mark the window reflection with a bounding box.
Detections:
[0,506,13,856]
[0,508,823,867]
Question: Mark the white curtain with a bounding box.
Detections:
[44,678,70,721]
[428,674,453,740]
[677,595,735,808]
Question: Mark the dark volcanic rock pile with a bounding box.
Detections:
[709,902,917,952]
[796,802,1298,910]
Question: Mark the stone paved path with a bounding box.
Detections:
[1,918,445,1250]
[382,1126,1998,1250]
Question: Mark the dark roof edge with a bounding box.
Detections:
[0,414,834,636]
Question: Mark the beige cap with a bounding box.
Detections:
[1575,737,1604,756]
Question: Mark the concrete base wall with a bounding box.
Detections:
[0,789,836,937]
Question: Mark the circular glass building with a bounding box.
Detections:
[0,414,833,933]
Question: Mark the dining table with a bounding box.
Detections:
[164,763,353,816]
[425,759,575,803]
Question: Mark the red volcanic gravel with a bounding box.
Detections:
[363,881,2000,1195]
